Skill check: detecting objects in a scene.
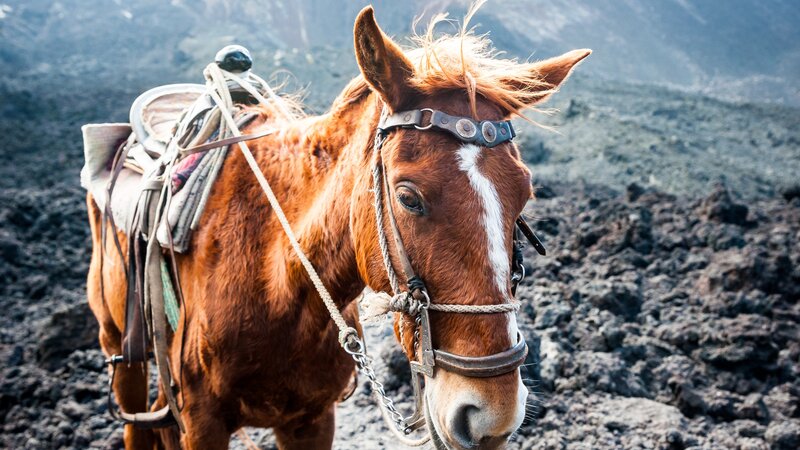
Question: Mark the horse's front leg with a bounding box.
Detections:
[274,404,336,450]
[151,385,231,450]
[181,412,231,450]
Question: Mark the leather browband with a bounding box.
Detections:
[433,332,528,378]
[379,109,516,148]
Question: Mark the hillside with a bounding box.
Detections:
[1,0,799,105]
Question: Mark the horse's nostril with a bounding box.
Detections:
[449,404,480,447]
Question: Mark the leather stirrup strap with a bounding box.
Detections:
[143,177,185,432]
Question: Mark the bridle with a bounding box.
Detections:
[349,106,547,436]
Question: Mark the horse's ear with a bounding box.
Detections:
[353,6,417,111]
[507,49,592,113]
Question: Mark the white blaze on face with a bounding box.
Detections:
[456,144,509,295]
[456,144,519,342]
[428,145,526,443]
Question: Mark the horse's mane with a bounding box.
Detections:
[332,1,554,119]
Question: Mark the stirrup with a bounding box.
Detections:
[106,354,178,429]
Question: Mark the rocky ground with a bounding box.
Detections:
[515,77,800,201]
[508,181,800,449]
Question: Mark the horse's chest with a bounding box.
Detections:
[189,302,354,424]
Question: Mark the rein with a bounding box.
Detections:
[201,67,545,446]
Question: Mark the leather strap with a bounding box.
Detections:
[116,405,176,429]
[179,127,276,156]
[380,155,418,284]
[516,217,547,256]
[374,122,528,381]
[144,177,186,432]
[379,109,515,148]
[434,332,528,378]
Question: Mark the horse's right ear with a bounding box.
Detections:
[353,6,417,111]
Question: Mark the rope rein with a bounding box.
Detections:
[206,64,360,348]
[207,64,521,447]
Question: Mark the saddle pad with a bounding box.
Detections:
[80,122,216,250]
[80,123,142,232]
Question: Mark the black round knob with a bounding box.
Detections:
[215,45,253,73]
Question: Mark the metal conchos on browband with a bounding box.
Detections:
[379,108,516,148]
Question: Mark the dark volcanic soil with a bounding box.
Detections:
[509,182,800,449]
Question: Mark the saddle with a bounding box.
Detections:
[81,84,206,233]
[80,45,278,431]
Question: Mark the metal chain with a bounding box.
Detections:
[348,350,412,434]
[360,131,430,441]
[209,67,426,445]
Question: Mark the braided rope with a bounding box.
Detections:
[361,290,520,319]
[370,139,402,294]
[209,66,516,446]
[206,64,357,347]
[428,301,520,313]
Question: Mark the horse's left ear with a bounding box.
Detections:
[505,49,592,113]
[353,6,418,111]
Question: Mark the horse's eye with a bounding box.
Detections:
[396,185,424,215]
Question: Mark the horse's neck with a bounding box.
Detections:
[240,96,378,309]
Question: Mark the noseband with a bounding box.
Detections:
[363,106,546,432]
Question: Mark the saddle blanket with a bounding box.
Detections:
[80,122,229,252]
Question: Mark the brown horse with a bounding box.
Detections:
[86,6,589,450]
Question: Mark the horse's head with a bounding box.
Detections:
[349,7,589,449]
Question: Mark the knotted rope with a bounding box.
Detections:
[360,290,521,322]
[207,64,434,446]
[206,65,519,448]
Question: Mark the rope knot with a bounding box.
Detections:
[360,290,417,322]
[389,294,409,312]
[338,327,361,352]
